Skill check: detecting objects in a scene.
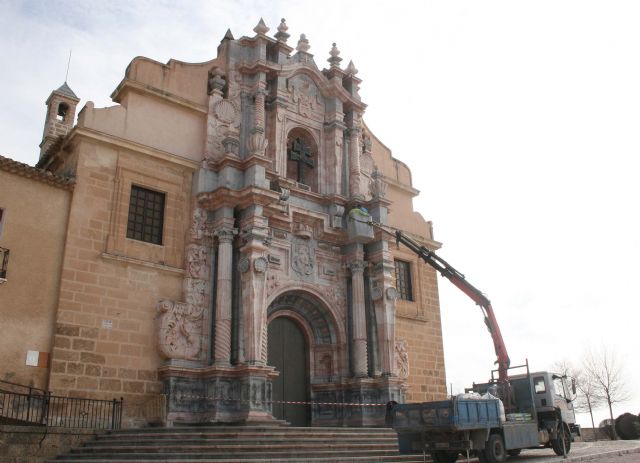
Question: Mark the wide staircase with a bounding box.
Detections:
[48,425,429,462]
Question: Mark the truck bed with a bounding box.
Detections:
[391,397,502,432]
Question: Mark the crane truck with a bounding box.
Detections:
[377,224,580,463]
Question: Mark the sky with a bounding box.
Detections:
[1,0,638,427]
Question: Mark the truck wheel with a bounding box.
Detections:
[431,451,458,463]
[483,434,506,463]
[507,449,521,457]
[551,422,571,456]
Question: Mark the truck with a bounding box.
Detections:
[375,224,580,462]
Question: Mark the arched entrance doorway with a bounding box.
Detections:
[266,290,341,426]
[267,316,308,426]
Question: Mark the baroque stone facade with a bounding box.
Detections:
[2,19,447,427]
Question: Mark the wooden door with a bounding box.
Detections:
[267,317,308,426]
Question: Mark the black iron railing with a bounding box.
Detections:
[0,380,122,429]
[0,246,8,279]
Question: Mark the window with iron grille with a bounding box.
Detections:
[394,259,413,301]
[126,185,165,245]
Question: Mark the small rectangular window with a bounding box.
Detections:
[534,376,546,394]
[126,185,165,245]
[0,208,4,238]
[394,259,413,301]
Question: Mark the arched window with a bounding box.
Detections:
[286,128,318,192]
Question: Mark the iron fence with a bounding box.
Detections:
[0,380,122,429]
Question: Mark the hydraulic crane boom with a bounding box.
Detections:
[374,223,511,382]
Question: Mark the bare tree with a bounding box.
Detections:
[575,370,604,440]
[583,346,631,439]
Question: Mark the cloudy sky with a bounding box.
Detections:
[1,1,638,426]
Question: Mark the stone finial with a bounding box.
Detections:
[222,28,234,41]
[207,69,226,95]
[253,18,270,35]
[328,42,342,67]
[346,60,358,75]
[296,34,311,53]
[275,18,290,42]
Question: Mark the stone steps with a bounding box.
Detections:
[49,426,429,462]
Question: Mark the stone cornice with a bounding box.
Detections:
[67,127,200,170]
[110,78,208,115]
[101,252,185,274]
[205,154,272,172]
[197,186,281,211]
[384,175,420,197]
[0,154,75,190]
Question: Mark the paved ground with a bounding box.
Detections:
[454,440,640,462]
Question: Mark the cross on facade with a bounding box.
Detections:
[288,137,314,184]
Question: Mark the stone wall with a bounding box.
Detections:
[393,245,447,403]
[47,139,194,425]
[0,426,97,463]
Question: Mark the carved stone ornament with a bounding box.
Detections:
[253,256,268,273]
[287,75,323,117]
[371,285,383,301]
[348,260,366,275]
[184,278,207,307]
[214,100,238,124]
[292,237,316,279]
[157,299,204,360]
[386,287,399,301]
[293,222,314,239]
[395,338,409,379]
[370,168,388,199]
[188,207,207,241]
[247,127,268,156]
[215,227,238,243]
[186,244,208,279]
[238,256,250,273]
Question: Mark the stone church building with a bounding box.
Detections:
[0,19,446,427]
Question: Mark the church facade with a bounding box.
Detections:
[1,19,447,427]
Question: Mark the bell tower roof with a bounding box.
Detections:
[53,82,79,101]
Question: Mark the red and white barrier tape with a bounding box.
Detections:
[180,395,387,407]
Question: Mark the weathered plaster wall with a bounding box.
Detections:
[0,170,71,388]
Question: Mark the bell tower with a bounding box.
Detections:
[39,82,79,161]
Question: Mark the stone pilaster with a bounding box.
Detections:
[349,258,368,377]
[368,242,397,376]
[346,112,363,199]
[247,86,268,157]
[214,227,237,365]
[238,207,269,365]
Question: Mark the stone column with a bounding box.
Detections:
[349,259,368,377]
[214,227,237,365]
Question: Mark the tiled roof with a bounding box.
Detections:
[0,155,75,190]
[55,82,79,100]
